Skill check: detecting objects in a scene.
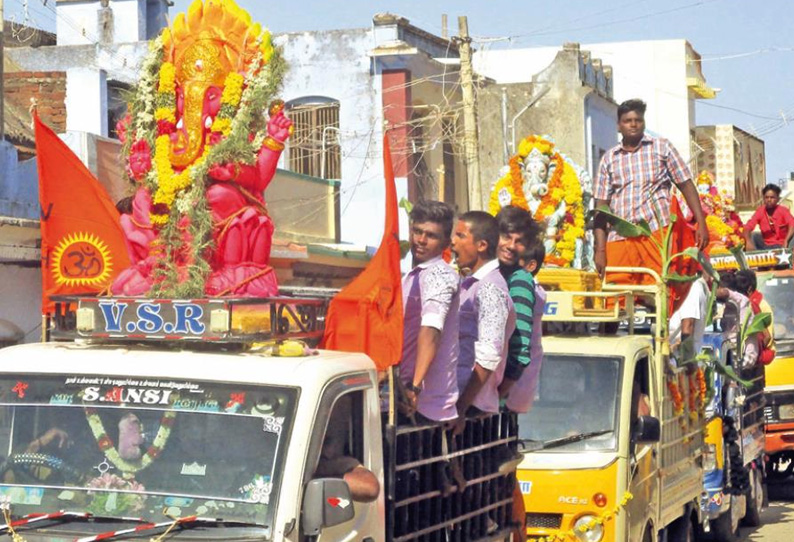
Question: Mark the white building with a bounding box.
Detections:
[275,14,467,247]
[474,39,717,164]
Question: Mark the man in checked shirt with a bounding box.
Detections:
[593,99,708,285]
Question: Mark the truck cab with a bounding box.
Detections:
[700,310,766,540]
[758,267,794,485]
[517,268,704,542]
[708,248,794,489]
[0,296,517,541]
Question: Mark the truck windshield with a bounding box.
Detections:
[0,374,296,538]
[518,355,622,452]
[758,273,794,342]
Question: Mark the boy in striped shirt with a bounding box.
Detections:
[494,206,542,397]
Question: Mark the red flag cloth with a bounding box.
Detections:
[35,115,131,313]
[321,135,403,370]
[669,196,699,312]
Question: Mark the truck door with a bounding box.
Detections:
[626,355,659,541]
[303,382,384,542]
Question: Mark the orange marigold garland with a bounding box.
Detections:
[688,372,699,424]
[696,367,707,405]
[488,135,586,267]
[667,375,684,416]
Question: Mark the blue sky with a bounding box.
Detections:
[8,0,794,184]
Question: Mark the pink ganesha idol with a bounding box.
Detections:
[112,0,292,299]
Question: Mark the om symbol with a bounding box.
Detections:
[62,243,103,278]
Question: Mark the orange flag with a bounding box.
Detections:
[35,115,131,313]
[321,135,403,370]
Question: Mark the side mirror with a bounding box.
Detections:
[632,415,661,444]
[302,478,355,536]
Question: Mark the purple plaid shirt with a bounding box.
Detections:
[594,134,692,241]
[400,256,460,421]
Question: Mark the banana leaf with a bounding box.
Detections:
[592,205,653,239]
[713,359,753,387]
[665,272,699,283]
[729,245,749,271]
[399,197,413,214]
[744,311,772,337]
[668,246,720,282]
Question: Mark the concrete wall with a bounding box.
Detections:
[0,265,42,344]
[0,141,38,220]
[583,40,695,162]
[477,45,617,201]
[277,24,465,247]
[276,29,388,248]
[268,170,340,244]
[6,42,149,86]
[475,40,707,165]
[585,93,619,177]
[694,125,766,212]
[56,0,166,45]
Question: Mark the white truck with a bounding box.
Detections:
[0,296,517,542]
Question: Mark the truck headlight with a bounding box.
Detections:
[573,515,604,542]
[779,404,794,421]
[703,443,718,472]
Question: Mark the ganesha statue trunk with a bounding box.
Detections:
[489,135,594,270]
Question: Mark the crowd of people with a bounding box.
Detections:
[398,201,544,427]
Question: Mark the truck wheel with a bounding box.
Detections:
[710,494,741,542]
[667,514,694,542]
[742,467,764,527]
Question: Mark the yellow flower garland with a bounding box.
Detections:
[221,72,244,107]
[488,135,586,267]
[534,492,633,542]
[158,62,176,93]
[148,58,221,224]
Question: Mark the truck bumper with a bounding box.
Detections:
[702,469,729,519]
[765,422,794,454]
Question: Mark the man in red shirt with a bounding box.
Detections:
[744,184,794,250]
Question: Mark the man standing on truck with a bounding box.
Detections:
[593,99,708,286]
[669,271,710,364]
[743,183,794,250]
[494,206,542,398]
[400,200,461,422]
[451,211,516,435]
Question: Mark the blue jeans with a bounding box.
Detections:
[751,231,794,250]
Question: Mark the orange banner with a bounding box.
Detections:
[321,135,403,370]
[35,115,131,313]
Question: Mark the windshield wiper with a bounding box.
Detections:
[76,516,267,542]
[0,510,150,536]
[521,429,614,452]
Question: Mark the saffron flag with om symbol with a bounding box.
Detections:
[35,115,131,314]
[321,135,403,370]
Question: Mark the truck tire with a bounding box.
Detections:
[710,494,741,542]
[667,514,694,542]
[742,467,764,527]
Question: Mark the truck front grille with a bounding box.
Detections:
[526,512,563,529]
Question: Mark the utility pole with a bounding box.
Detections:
[1,0,5,141]
[457,16,482,210]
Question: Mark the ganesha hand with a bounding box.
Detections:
[208,163,240,182]
[267,110,293,144]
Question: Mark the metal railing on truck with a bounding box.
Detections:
[383,411,518,542]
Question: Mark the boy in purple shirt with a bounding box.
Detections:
[451,211,516,435]
[400,201,460,422]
